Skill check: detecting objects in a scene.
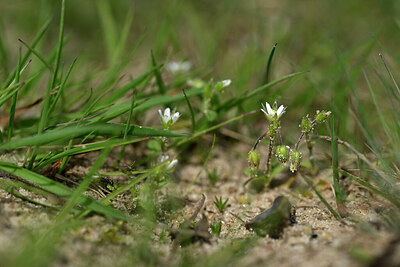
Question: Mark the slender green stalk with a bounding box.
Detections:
[56,146,111,222]
[29,0,65,169]
[151,50,165,94]
[7,47,22,141]
[2,18,51,89]
[265,137,274,179]
[18,38,53,71]
[301,173,341,220]
[330,114,344,206]
[263,43,277,84]
[183,88,196,133]
[116,89,136,167]
[174,110,259,147]
[48,58,77,115]
[185,134,216,195]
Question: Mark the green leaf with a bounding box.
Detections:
[0,161,131,221]
[0,123,186,151]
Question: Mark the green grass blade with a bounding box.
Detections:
[35,0,65,146]
[182,88,196,133]
[339,169,400,208]
[263,42,277,84]
[116,89,137,167]
[0,161,131,221]
[7,47,22,141]
[92,87,203,123]
[94,65,161,109]
[34,137,147,170]
[18,38,53,71]
[96,0,117,65]
[0,123,186,151]
[219,71,306,112]
[2,17,51,89]
[379,53,400,98]
[51,0,65,89]
[174,109,258,147]
[111,9,133,67]
[57,147,111,221]
[151,50,166,94]
[48,58,77,114]
[0,179,57,209]
[362,69,393,143]
[330,113,344,206]
[0,21,9,76]
[301,174,341,220]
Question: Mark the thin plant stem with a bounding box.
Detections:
[330,114,345,206]
[265,136,274,178]
[252,129,269,150]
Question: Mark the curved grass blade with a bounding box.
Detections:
[2,18,51,89]
[219,71,306,112]
[18,38,53,72]
[151,50,166,94]
[91,87,203,123]
[0,161,131,221]
[56,146,111,221]
[0,123,186,151]
[174,109,258,147]
[182,88,196,133]
[7,48,22,141]
[263,42,277,84]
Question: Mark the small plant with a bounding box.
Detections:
[248,101,331,184]
[210,220,222,237]
[207,168,220,186]
[213,196,229,212]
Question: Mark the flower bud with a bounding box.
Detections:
[289,150,301,173]
[248,149,260,171]
[276,145,289,163]
[301,116,312,132]
[315,110,331,124]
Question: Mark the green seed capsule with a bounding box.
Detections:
[248,149,260,170]
[301,116,312,132]
[289,150,301,173]
[276,145,289,163]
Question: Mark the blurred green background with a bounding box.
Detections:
[1,0,400,142]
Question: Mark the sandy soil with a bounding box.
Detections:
[0,142,399,266]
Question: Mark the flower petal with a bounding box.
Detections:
[265,102,273,115]
[222,79,231,87]
[261,108,268,116]
[167,159,178,169]
[164,108,171,119]
[277,105,285,117]
[172,112,180,123]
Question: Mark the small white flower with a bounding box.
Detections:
[160,154,169,163]
[166,159,178,169]
[221,79,231,87]
[158,107,180,127]
[166,61,192,74]
[261,101,286,121]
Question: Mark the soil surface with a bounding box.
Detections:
[0,142,399,266]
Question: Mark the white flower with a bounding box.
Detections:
[160,154,178,170]
[214,79,232,92]
[166,159,178,169]
[158,107,180,127]
[261,101,286,121]
[166,61,192,74]
[160,154,169,163]
[221,79,231,87]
